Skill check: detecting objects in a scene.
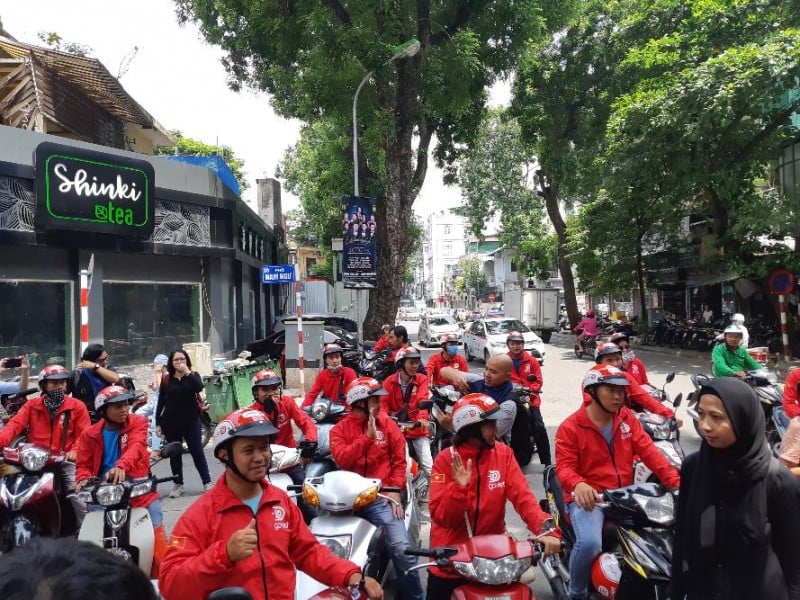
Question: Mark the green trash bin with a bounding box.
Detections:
[202,373,237,424]
[231,361,280,409]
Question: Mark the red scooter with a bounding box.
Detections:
[0,443,77,552]
[406,533,550,599]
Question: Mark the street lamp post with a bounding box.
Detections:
[351,38,420,343]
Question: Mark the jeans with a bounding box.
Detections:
[410,437,433,477]
[357,499,424,600]
[164,418,211,486]
[566,502,604,599]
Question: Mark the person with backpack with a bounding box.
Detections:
[68,344,121,416]
[506,330,550,466]
[671,377,800,600]
[382,348,432,480]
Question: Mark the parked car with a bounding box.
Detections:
[246,326,361,370]
[463,318,545,364]
[418,313,463,347]
[404,308,421,321]
[271,313,358,334]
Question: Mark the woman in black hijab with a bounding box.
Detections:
[671,377,800,600]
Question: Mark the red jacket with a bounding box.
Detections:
[508,350,543,407]
[784,368,800,419]
[429,442,557,579]
[625,357,650,386]
[427,351,468,387]
[75,414,155,508]
[555,404,680,504]
[302,367,356,408]
[382,372,430,439]
[0,394,90,454]
[581,372,673,418]
[373,335,391,353]
[330,411,406,488]
[159,476,360,600]
[247,396,317,447]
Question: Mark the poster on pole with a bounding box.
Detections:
[341,195,377,288]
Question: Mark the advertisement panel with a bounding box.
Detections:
[341,195,377,288]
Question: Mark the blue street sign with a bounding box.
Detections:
[261,264,296,284]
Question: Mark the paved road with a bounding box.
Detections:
[154,323,704,598]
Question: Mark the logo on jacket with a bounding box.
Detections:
[374,430,385,445]
[620,421,631,439]
[273,506,288,530]
[120,433,128,449]
[277,413,288,426]
[487,469,505,490]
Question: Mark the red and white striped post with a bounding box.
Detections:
[295,264,305,395]
[79,269,90,356]
[779,294,791,361]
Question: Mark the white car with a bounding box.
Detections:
[463,318,545,364]
[418,314,462,347]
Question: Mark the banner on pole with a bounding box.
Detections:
[341,195,377,289]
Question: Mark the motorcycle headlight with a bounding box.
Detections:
[20,447,50,472]
[632,492,675,526]
[640,414,671,440]
[95,484,125,506]
[311,402,329,422]
[130,480,154,498]
[353,486,379,510]
[318,535,352,559]
[302,483,320,507]
[453,554,531,585]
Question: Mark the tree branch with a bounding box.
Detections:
[412,118,434,194]
[727,100,800,169]
[429,1,482,46]
[416,0,432,46]
[321,0,352,27]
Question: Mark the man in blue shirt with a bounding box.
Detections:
[0,355,30,396]
[439,354,517,440]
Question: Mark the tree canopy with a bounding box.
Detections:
[155,131,248,192]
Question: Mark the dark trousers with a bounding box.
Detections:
[164,417,211,485]
[426,573,468,600]
[531,405,552,466]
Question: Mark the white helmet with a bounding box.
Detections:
[732,313,745,325]
[724,324,744,336]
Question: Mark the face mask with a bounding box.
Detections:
[446,346,458,357]
[44,388,66,412]
[622,350,635,362]
[327,364,341,373]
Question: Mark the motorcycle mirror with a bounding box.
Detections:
[417,400,433,411]
[160,441,183,459]
[665,372,676,384]
[207,588,254,600]
[673,392,683,408]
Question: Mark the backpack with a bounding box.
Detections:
[506,387,534,467]
[67,368,95,414]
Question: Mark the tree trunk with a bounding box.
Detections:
[635,238,649,335]
[538,171,580,327]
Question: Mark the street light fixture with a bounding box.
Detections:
[351,38,421,343]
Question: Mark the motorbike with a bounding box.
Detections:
[303,397,347,479]
[687,370,783,452]
[389,399,434,504]
[0,443,78,552]
[76,441,182,575]
[405,531,554,599]
[573,331,598,359]
[633,393,685,485]
[358,348,396,382]
[539,473,676,600]
[268,443,303,502]
[293,470,420,600]
[639,372,675,406]
[429,384,461,458]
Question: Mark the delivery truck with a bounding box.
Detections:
[503,283,560,343]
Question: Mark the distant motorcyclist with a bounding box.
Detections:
[574,309,599,355]
[731,313,750,349]
[373,324,393,353]
[609,332,649,386]
[711,325,761,379]
[302,344,357,408]
[426,333,468,387]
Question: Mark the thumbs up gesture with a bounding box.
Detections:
[226,518,258,562]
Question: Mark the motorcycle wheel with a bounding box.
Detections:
[464,344,473,362]
[574,343,582,359]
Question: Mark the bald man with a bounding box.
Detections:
[440,354,517,440]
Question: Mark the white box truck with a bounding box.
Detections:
[503,284,560,343]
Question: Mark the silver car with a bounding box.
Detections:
[463,318,545,364]
[419,314,462,347]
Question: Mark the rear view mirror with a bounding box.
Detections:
[665,372,676,384]
[673,392,683,408]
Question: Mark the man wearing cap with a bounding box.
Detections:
[712,325,761,379]
[302,343,357,408]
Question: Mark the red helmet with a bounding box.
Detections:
[582,365,629,391]
[440,333,459,346]
[506,330,525,344]
[594,342,622,363]
[38,364,70,381]
[451,393,501,433]
[609,332,629,345]
[345,376,388,406]
[395,347,422,367]
[586,309,595,317]
[591,552,621,598]
[94,385,135,412]
[251,369,281,389]
[323,343,344,357]
[213,408,278,458]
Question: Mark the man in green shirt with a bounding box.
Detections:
[712,325,762,378]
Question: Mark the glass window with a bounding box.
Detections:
[103,283,200,366]
[0,280,72,371]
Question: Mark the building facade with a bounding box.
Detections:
[422,210,467,304]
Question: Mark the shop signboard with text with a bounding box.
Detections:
[35,142,155,237]
[341,195,377,288]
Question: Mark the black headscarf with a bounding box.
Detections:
[681,377,773,597]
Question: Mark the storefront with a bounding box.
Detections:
[0,125,283,370]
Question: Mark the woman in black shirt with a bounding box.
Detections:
[156,349,211,497]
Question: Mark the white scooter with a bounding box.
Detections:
[76,441,182,575]
[293,470,421,600]
[269,443,302,502]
